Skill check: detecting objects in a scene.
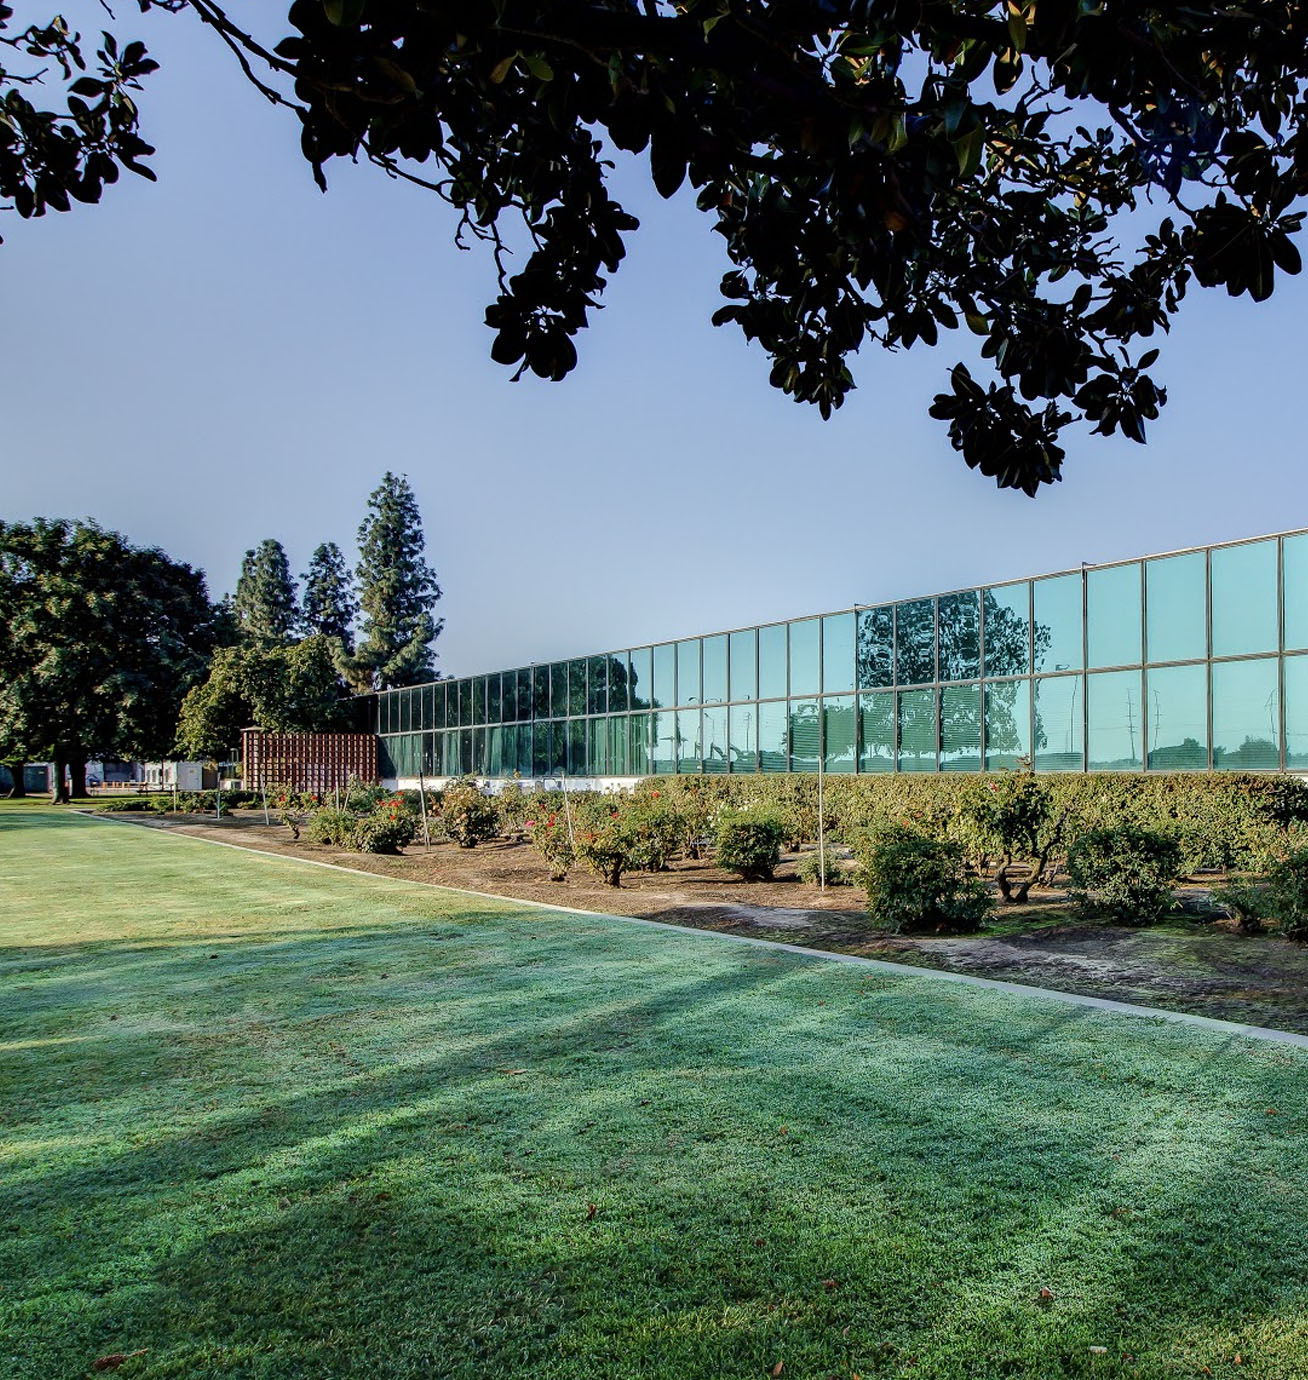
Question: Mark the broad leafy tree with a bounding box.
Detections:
[350,472,442,690]
[232,538,300,645]
[0,4,159,241]
[301,541,357,652]
[0,518,221,800]
[174,633,350,760]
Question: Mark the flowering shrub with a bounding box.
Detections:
[714,810,785,881]
[573,800,636,887]
[307,806,355,847]
[352,810,417,854]
[527,811,574,880]
[622,794,684,872]
[440,779,500,848]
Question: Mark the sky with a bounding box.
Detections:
[4,3,1307,679]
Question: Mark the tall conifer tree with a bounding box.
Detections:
[301,542,357,653]
[232,539,299,645]
[352,474,442,689]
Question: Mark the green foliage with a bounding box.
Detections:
[439,778,500,848]
[166,2,1308,491]
[306,806,355,847]
[1067,827,1182,927]
[621,792,684,873]
[349,472,442,690]
[714,811,785,882]
[232,539,300,646]
[1211,880,1273,936]
[0,11,159,242]
[525,808,573,880]
[1262,849,1308,940]
[0,517,222,797]
[95,796,163,813]
[855,825,991,934]
[351,808,416,854]
[300,542,357,653]
[572,797,637,887]
[796,849,850,887]
[174,635,349,759]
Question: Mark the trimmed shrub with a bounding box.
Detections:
[526,809,574,880]
[1066,826,1181,926]
[307,807,355,847]
[1264,848,1308,940]
[855,825,991,933]
[96,797,163,813]
[715,811,785,881]
[796,848,850,887]
[1211,880,1273,935]
[573,799,636,887]
[622,792,684,872]
[440,779,500,848]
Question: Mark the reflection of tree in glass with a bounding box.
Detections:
[788,702,821,770]
[938,593,979,681]
[896,601,936,685]
[856,607,894,689]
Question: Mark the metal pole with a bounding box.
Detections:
[172,773,177,817]
[216,770,223,821]
[817,717,826,893]
[417,769,431,852]
[262,787,270,827]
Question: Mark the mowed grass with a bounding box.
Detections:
[4,812,1308,1380]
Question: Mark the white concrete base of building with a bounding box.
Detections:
[384,776,643,795]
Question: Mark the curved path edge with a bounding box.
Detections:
[74,809,1308,1051]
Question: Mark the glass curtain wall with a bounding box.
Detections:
[369,531,1307,778]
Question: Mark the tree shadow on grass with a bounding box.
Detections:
[5,922,1308,1378]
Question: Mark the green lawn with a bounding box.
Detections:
[4,809,1308,1380]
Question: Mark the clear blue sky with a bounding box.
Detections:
[4,2,1306,679]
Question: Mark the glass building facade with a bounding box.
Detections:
[358,530,1308,780]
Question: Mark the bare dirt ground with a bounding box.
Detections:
[99,808,1308,1035]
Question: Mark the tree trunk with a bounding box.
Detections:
[68,757,88,800]
[51,755,69,804]
[5,762,26,798]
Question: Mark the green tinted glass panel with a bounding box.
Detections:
[1146,553,1206,664]
[938,592,980,682]
[1212,540,1277,657]
[397,691,410,733]
[628,648,652,711]
[985,680,1031,769]
[1034,574,1083,672]
[445,731,461,777]
[789,699,820,771]
[1034,675,1083,770]
[898,688,936,771]
[759,624,787,700]
[758,699,788,772]
[653,644,675,709]
[460,728,474,775]
[788,619,820,696]
[457,680,471,726]
[822,614,855,694]
[1212,657,1279,769]
[984,583,1030,678]
[729,629,756,702]
[857,606,894,689]
[607,655,630,713]
[1285,536,1308,652]
[486,725,503,775]
[702,635,727,704]
[497,725,515,776]
[516,722,532,774]
[823,696,856,772]
[421,684,434,729]
[1087,563,1141,669]
[608,715,629,775]
[896,600,936,686]
[533,667,550,720]
[496,676,511,726]
[568,660,587,716]
[531,722,548,776]
[729,703,757,772]
[702,705,728,773]
[567,719,585,774]
[487,676,501,724]
[424,732,439,776]
[1286,656,1308,770]
[652,710,677,774]
[676,639,701,705]
[940,684,981,769]
[628,715,651,776]
[516,669,531,721]
[586,656,606,714]
[1146,663,1208,769]
[676,709,701,772]
[1087,669,1142,770]
[858,692,895,773]
[587,718,608,776]
[474,677,488,725]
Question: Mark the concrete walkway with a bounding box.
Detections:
[79,809,1308,1051]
